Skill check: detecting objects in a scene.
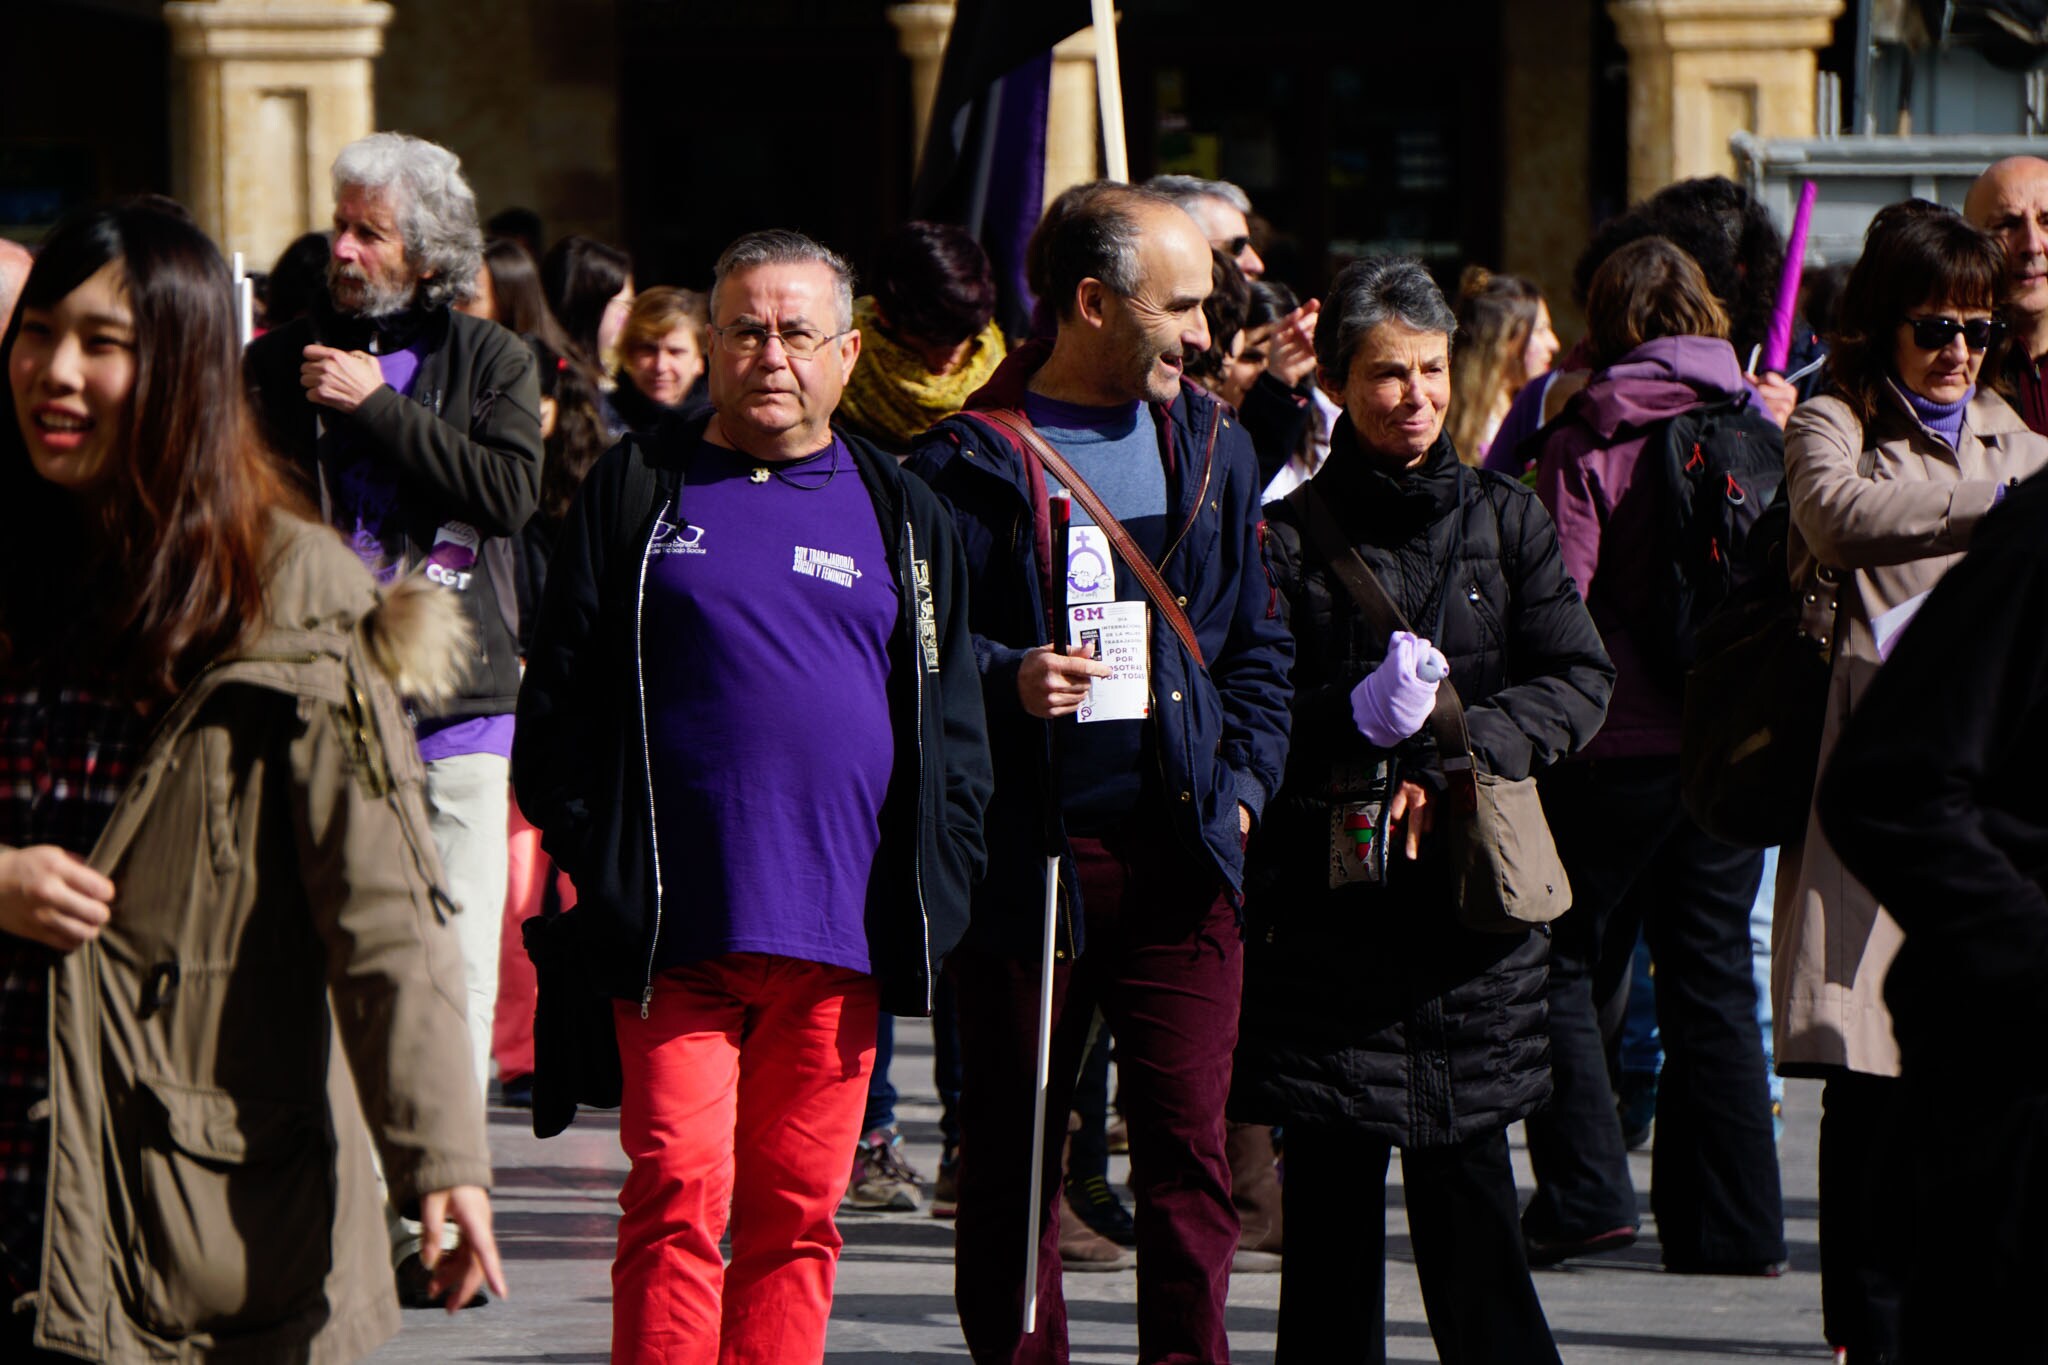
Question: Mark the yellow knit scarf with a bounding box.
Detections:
[838,295,1007,450]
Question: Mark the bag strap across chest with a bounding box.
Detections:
[1286,478,1479,814]
[980,406,1208,668]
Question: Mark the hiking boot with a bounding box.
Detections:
[1065,1171,1136,1246]
[930,1147,960,1219]
[1058,1190,1133,1271]
[844,1126,922,1211]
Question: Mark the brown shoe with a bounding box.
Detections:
[1058,1191,1133,1271]
[1227,1121,1284,1254]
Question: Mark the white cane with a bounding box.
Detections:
[1022,847,1060,1334]
[1023,488,1073,1335]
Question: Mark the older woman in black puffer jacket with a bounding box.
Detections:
[1234,256,1613,1365]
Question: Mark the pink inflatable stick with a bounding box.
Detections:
[1764,180,1817,375]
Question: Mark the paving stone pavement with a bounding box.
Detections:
[371,1024,1828,1363]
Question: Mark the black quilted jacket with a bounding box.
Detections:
[1230,426,1613,1148]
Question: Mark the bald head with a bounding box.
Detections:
[0,238,31,331]
[1026,184,1215,405]
[1967,156,2048,328]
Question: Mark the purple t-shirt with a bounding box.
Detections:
[332,342,428,583]
[640,437,898,973]
[415,714,514,764]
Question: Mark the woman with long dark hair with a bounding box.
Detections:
[540,233,633,372]
[1777,199,2048,1363]
[461,236,574,355]
[0,196,504,1359]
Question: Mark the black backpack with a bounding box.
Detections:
[1630,393,1788,680]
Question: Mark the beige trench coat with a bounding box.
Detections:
[1775,386,2048,1076]
[17,515,490,1363]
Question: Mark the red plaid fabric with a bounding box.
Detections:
[0,688,153,1295]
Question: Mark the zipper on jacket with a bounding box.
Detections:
[903,520,936,1013]
[1158,406,1221,577]
[634,497,669,1017]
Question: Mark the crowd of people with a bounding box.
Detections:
[5,126,2048,1365]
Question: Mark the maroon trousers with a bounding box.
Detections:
[952,828,1243,1365]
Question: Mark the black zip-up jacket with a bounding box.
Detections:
[512,410,992,1015]
[1232,428,1614,1147]
[246,301,542,720]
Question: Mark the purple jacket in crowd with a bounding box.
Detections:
[1533,335,1755,761]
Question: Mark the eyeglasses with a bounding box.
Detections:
[1220,235,1252,258]
[1901,315,2008,352]
[713,323,848,359]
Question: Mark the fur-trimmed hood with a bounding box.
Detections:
[251,511,474,705]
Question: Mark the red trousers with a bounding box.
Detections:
[612,954,879,1365]
[493,800,574,1081]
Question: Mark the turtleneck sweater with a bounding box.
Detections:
[1902,383,1972,450]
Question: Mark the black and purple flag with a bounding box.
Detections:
[911,0,1092,339]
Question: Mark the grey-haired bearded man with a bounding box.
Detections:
[246,131,542,1308]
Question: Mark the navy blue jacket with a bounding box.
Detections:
[907,342,1294,957]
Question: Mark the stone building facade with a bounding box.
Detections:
[5,0,1843,320]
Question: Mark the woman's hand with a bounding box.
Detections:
[1387,780,1434,861]
[1248,299,1321,387]
[1750,371,1798,428]
[418,1185,510,1313]
[0,846,114,951]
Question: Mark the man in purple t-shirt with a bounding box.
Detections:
[511,230,991,1364]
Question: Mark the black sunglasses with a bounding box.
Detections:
[1221,235,1252,257]
[1901,315,2008,352]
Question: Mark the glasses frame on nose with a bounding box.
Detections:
[712,322,850,360]
[1901,314,2008,353]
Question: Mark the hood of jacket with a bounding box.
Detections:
[1572,336,1751,442]
[235,512,473,705]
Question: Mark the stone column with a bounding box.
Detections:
[887,2,956,169]
[164,0,394,270]
[1608,0,1845,204]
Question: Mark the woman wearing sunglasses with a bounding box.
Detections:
[1777,198,2048,1364]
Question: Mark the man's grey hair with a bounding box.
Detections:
[331,132,482,312]
[710,229,856,333]
[1143,174,1253,217]
[1317,257,1458,382]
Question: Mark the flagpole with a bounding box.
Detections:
[1090,0,1128,183]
